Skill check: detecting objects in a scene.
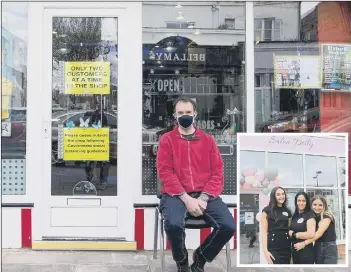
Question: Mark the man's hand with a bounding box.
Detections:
[198,199,207,212]
[183,197,203,217]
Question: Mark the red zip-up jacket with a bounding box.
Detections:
[156,126,224,198]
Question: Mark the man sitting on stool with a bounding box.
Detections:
[156,97,236,272]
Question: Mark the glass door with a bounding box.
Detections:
[36,4,141,240]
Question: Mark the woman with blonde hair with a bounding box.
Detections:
[294,195,338,264]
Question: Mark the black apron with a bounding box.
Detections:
[267,230,292,264]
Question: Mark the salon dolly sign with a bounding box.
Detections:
[64,62,110,94]
[63,128,109,161]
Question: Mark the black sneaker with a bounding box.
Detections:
[176,258,189,272]
[190,250,205,272]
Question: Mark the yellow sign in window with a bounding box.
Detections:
[63,128,110,161]
[1,77,13,119]
[64,62,110,94]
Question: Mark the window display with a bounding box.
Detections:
[142,1,246,195]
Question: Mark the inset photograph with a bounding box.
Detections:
[237,133,348,267]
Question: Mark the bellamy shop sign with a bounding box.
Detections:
[151,52,206,62]
[322,44,351,92]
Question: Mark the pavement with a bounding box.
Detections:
[1,249,351,272]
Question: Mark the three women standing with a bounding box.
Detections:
[261,187,338,264]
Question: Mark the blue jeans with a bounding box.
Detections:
[160,194,236,263]
[314,241,338,264]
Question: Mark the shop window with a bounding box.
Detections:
[224,18,235,29]
[267,152,304,187]
[254,18,281,41]
[305,155,338,187]
[1,2,28,195]
[254,2,351,195]
[142,1,246,195]
[50,17,118,196]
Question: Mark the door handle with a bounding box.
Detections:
[229,145,234,155]
[43,119,58,139]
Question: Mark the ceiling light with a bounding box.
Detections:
[175,4,183,8]
[58,48,69,54]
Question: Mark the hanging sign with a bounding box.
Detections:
[156,78,182,92]
[322,44,351,92]
[274,56,321,89]
[64,62,110,94]
[63,128,109,161]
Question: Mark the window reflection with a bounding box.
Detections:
[51,17,118,196]
[142,1,246,195]
[1,2,28,195]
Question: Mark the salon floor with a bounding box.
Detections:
[2,249,350,271]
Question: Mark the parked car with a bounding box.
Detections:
[258,107,321,133]
[1,107,27,157]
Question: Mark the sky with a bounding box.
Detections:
[300,1,319,16]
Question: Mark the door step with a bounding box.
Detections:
[32,238,136,251]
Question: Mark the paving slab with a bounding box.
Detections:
[1,249,350,272]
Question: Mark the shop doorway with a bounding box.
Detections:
[28,3,141,244]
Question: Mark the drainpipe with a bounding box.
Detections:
[298,1,302,40]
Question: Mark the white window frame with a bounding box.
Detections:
[224,18,235,29]
[254,18,282,41]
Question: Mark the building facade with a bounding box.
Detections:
[1,1,350,251]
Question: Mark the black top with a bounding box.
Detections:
[181,132,195,141]
[315,214,337,242]
[291,210,315,243]
[262,205,292,232]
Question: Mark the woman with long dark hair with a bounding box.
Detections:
[289,191,316,264]
[294,195,338,264]
[261,186,292,264]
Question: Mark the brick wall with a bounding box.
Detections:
[318,2,351,194]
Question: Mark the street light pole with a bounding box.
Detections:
[313,170,322,187]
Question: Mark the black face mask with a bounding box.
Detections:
[177,115,194,129]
